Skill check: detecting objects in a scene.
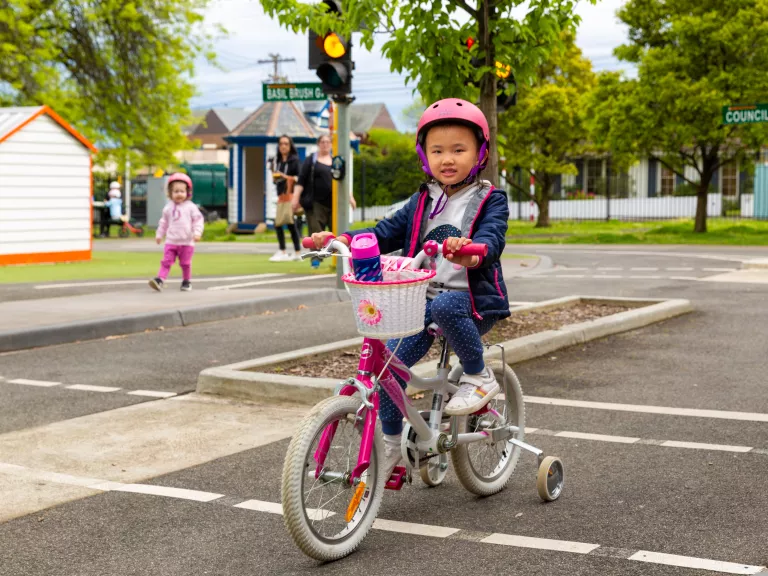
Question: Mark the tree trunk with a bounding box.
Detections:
[535,174,551,228]
[694,162,715,233]
[694,190,708,233]
[477,0,498,186]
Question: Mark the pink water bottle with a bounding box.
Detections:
[350,233,384,282]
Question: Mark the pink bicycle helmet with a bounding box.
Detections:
[415,98,490,180]
[167,172,193,198]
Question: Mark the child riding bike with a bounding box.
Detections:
[310,98,510,480]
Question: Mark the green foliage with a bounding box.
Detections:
[587,0,768,231]
[258,0,592,183]
[353,128,424,207]
[0,0,217,167]
[498,32,596,226]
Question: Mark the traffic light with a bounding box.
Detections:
[464,37,516,112]
[308,0,352,96]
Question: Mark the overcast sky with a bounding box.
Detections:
[191,0,632,130]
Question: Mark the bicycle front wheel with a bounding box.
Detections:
[451,360,526,496]
[281,396,384,561]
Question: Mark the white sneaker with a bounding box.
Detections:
[288,251,302,261]
[268,250,288,262]
[444,368,500,416]
[382,433,402,480]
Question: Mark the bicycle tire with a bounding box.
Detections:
[450,360,526,496]
[282,395,384,561]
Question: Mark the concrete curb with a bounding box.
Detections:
[196,295,693,405]
[0,289,350,353]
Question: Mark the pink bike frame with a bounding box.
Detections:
[313,338,412,482]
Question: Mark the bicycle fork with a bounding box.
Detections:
[313,338,387,486]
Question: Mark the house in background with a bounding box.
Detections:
[0,106,97,265]
[180,108,249,166]
[349,103,397,141]
[225,100,359,227]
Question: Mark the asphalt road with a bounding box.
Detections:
[1,245,767,576]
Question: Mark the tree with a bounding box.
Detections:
[400,97,425,133]
[0,0,217,167]
[499,31,595,227]
[353,128,425,208]
[588,0,768,233]
[260,0,592,186]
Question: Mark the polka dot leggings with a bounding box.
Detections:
[381,291,496,435]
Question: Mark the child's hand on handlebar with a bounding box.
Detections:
[310,232,348,249]
[444,237,480,268]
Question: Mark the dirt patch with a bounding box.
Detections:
[261,302,632,380]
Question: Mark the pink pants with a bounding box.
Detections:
[158,244,194,281]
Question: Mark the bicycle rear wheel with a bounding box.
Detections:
[282,396,384,561]
[451,360,525,496]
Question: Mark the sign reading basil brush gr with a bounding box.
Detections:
[263,83,326,102]
[722,104,768,125]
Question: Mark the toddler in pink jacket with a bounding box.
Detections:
[149,173,204,292]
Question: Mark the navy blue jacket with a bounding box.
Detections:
[344,182,510,320]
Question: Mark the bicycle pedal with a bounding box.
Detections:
[385,466,407,490]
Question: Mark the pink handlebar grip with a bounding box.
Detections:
[302,235,336,249]
[442,240,488,257]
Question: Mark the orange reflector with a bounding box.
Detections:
[345,481,366,522]
[324,33,346,58]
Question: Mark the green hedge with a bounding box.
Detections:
[353,129,426,207]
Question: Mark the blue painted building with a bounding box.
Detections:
[224,101,358,226]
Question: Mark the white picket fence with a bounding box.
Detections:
[354,194,760,222]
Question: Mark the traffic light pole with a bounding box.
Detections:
[333,96,352,289]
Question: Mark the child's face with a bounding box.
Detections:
[170,182,188,203]
[425,124,480,187]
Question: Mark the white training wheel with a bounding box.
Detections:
[536,456,564,502]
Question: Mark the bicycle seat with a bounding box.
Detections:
[427,322,443,337]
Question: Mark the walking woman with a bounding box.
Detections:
[293,134,356,268]
[270,134,302,261]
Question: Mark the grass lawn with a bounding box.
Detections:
[506,219,768,245]
[0,252,334,284]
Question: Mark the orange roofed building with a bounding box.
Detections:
[0,106,97,266]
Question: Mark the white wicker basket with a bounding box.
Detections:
[343,269,436,339]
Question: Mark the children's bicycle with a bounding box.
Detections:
[117,216,145,238]
[281,238,564,561]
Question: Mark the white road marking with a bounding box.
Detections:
[532,428,758,454]
[631,267,658,271]
[525,396,768,423]
[66,384,122,393]
[554,274,585,278]
[559,267,589,271]
[531,248,746,263]
[508,301,535,307]
[592,274,622,279]
[126,390,177,398]
[597,267,623,271]
[373,518,460,537]
[629,275,662,279]
[114,483,223,502]
[233,499,335,519]
[702,267,738,272]
[0,463,763,574]
[660,440,753,453]
[8,378,60,387]
[670,276,701,281]
[629,550,765,575]
[34,274,284,290]
[667,267,694,271]
[554,431,640,444]
[482,532,599,554]
[208,274,335,291]
[234,499,283,514]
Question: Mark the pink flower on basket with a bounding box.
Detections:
[357,300,382,326]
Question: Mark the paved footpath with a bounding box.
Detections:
[1,247,768,575]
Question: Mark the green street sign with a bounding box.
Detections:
[263,83,326,102]
[722,104,768,125]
